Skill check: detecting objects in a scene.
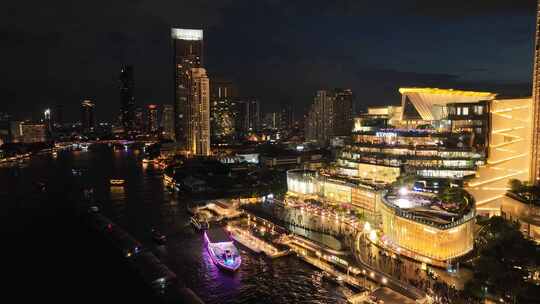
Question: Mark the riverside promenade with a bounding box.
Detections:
[242,201,428,303]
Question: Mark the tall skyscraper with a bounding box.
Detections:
[43,108,52,132]
[306,90,333,144]
[531,2,540,182]
[171,28,203,146]
[247,100,260,132]
[210,79,237,142]
[305,89,353,145]
[147,104,159,133]
[234,99,260,138]
[53,104,63,129]
[120,65,135,132]
[186,68,210,156]
[134,107,144,132]
[333,89,354,136]
[263,112,280,130]
[279,102,293,136]
[0,113,11,144]
[81,99,95,133]
[161,104,175,140]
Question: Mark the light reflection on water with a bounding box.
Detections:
[1,144,352,304]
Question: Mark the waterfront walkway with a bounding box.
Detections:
[280,233,424,302]
[350,233,427,302]
[286,241,374,291]
[244,201,428,302]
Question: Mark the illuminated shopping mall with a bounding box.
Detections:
[286,169,381,215]
[379,187,475,265]
[287,87,534,264]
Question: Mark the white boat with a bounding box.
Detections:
[204,228,241,272]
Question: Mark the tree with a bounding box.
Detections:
[472,216,540,302]
[440,187,466,206]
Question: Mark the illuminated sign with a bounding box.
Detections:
[329,255,348,266]
[376,132,397,138]
[171,28,203,40]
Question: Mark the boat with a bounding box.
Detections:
[35,181,47,192]
[204,228,241,271]
[88,205,100,213]
[151,228,167,245]
[110,179,125,186]
[190,215,209,230]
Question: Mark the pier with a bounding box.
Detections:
[283,236,375,291]
[228,226,291,258]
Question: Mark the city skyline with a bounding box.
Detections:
[1,1,536,121]
[4,2,540,303]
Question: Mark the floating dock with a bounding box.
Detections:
[229,226,291,258]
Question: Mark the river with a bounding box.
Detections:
[0,144,353,304]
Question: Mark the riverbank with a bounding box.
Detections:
[2,145,354,303]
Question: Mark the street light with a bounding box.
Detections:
[399,187,408,196]
[363,222,371,233]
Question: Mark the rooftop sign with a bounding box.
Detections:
[171,28,203,41]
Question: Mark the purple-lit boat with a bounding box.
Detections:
[204,228,241,272]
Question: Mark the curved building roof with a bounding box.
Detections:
[399,87,496,121]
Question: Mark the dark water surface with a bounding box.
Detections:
[1,144,351,303]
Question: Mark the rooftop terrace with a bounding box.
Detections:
[382,188,475,229]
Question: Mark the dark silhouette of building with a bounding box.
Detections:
[120,65,135,132]
[279,102,293,137]
[305,89,353,145]
[171,28,203,146]
[161,104,174,140]
[333,89,354,136]
[53,105,63,129]
[81,99,95,133]
[0,112,11,144]
[134,107,144,132]
[238,99,260,135]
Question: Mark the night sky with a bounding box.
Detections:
[2,0,537,122]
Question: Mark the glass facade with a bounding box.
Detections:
[172,28,203,146]
[380,194,475,261]
[339,125,485,181]
[286,170,318,195]
[286,170,378,213]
